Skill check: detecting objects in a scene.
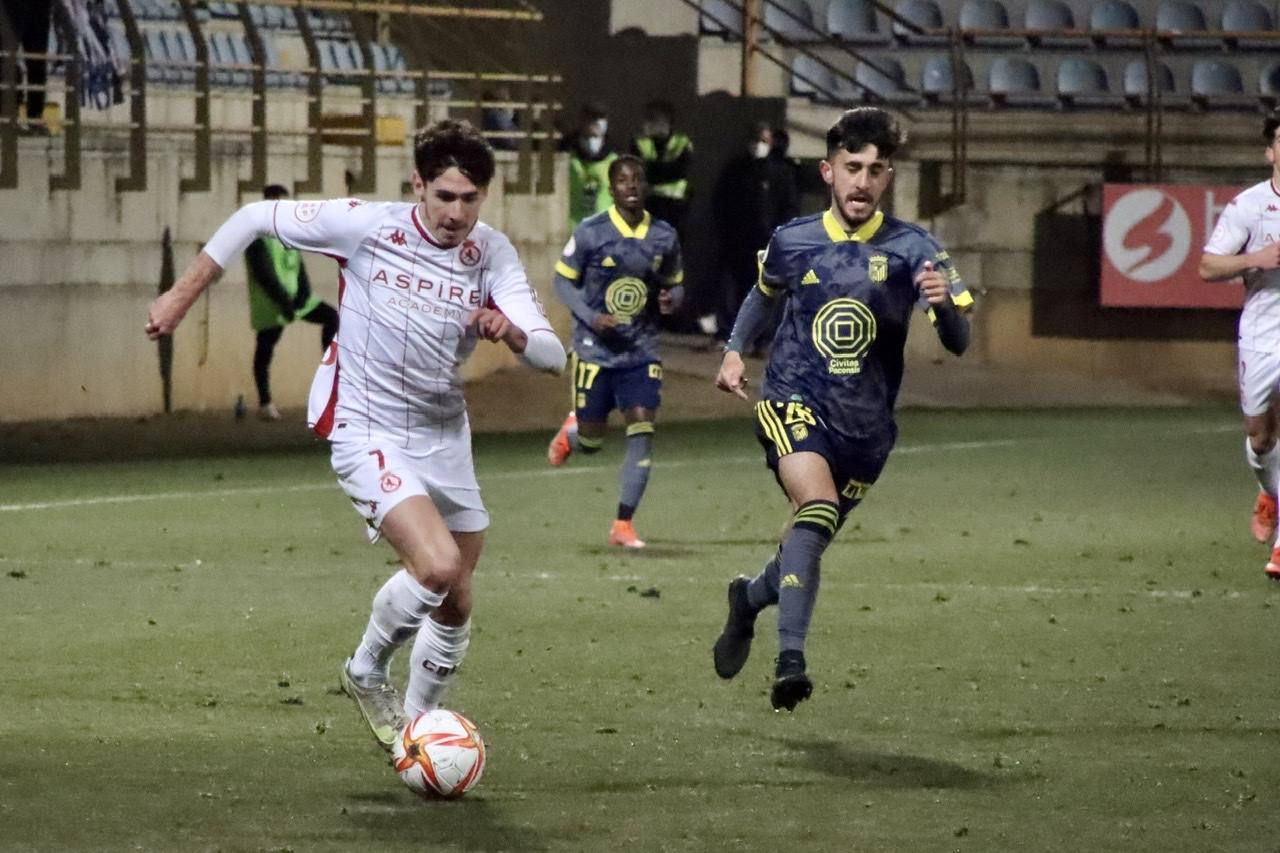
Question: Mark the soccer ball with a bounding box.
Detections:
[392,709,486,798]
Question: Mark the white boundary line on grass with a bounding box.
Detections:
[0,425,1235,514]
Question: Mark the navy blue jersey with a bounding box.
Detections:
[554,207,683,368]
[758,209,972,448]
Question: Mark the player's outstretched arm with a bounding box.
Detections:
[715,283,777,400]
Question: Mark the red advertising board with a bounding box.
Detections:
[1100,183,1246,309]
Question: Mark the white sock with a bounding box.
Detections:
[349,569,446,685]
[405,617,471,718]
[1245,437,1279,497]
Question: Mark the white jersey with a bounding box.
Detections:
[1205,178,1280,350]
[205,199,553,447]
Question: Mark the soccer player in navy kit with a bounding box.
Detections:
[711,108,974,711]
[547,155,684,548]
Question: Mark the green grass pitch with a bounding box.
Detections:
[1,407,1277,851]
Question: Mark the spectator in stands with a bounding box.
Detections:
[481,85,519,152]
[706,121,799,346]
[631,99,693,242]
[245,184,339,421]
[2,0,52,134]
[562,102,616,229]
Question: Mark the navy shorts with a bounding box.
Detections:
[753,398,891,517]
[571,354,662,422]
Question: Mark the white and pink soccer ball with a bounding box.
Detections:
[392,709,486,798]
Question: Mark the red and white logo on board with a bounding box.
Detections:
[380,472,402,493]
[459,240,482,267]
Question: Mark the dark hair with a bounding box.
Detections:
[608,153,646,182]
[644,99,674,120]
[263,183,289,200]
[581,101,608,122]
[825,107,904,159]
[1265,109,1280,143]
[413,119,495,187]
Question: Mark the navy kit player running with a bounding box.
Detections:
[711,108,974,711]
[547,155,684,548]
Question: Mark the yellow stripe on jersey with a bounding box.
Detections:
[952,289,974,311]
[755,402,792,455]
[555,260,580,281]
[666,270,685,285]
[757,280,782,297]
[822,208,884,243]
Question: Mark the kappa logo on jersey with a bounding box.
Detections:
[1269,205,1280,213]
[868,255,888,283]
[380,472,402,493]
[294,201,324,223]
[459,240,482,267]
[347,199,363,209]
[388,229,408,247]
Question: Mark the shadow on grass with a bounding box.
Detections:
[778,737,1009,790]
[343,790,548,851]
[579,543,704,559]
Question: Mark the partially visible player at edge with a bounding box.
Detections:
[1200,108,1280,582]
[145,119,567,749]
[711,107,974,711]
[546,155,684,548]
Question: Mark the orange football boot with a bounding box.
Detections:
[1266,547,1280,582]
[1252,492,1277,543]
[608,520,646,549]
[547,411,576,467]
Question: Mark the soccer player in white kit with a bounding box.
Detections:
[145,120,567,748]
[1200,109,1280,581]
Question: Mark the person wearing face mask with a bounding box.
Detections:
[563,102,618,229]
[706,121,800,346]
[631,100,693,242]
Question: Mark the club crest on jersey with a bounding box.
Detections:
[789,422,809,442]
[459,240,482,267]
[868,255,888,284]
[388,229,407,247]
[294,201,324,223]
[380,472,402,493]
[650,254,663,272]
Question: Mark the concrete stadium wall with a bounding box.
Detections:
[0,131,569,423]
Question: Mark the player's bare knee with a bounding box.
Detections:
[404,543,463,592]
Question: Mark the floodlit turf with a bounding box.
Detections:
[1,407,1277,852]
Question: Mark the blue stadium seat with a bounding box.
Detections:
[1089,0,1142,45]
[258,33,291,88]
[854,57,916,106]
[701,0,745,37]
[141,29,168,83]
[1056,57,1116,108]
[959,0,1023,47]
[1024,0,1083,47]
[168,29,197,85]
[1261,61,1280,106]
[920,55,976,102]
[1155,1,1216,49]
[1122,59,1183,106]
[1221,1,1275,50]
[265,4,290,29]
[205,31,234,86]
[892,0,948,45]
[763,0,817,41]
[826,0,888,44]
[988,57,1054,107]
[1191,59,1251,108]
[790,53,836,98]
[206,2,238,20]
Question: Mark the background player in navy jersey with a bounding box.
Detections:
[710,108,974,711]
[547,155,684,548]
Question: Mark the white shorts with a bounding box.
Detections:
[1238,346,1280,417]
[330,428,489,542]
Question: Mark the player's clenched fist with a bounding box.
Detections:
[1250,242,1280,271]
[715,350,750,401]
[914,261,951,305]
[468,307,512,342]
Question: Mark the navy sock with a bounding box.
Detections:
[776,500,838,654]
[616,423,653,520]
[746,547,783,610]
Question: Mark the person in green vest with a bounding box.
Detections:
[563,102,617,229]
[631,99,692,240]
[246,184,339,420]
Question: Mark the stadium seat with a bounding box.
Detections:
[1191,59,1251,109]
[701,0,745,37]
[1261,61,1280,106]
[854,57,916,105]
[892,0,948,45]
[1221,1,1275,50]
[1056,57,1116,108]
[168,29,197,85]
[1122,59,1183,106]
[790,53,836,98]
[826,0,889,44]
[265,4,290,29]
[205,31,234,86]
[206,2,238,19]
[1089,0,1143,46]
[959,0,1023,46]
[920,55,976,103]
[763,0,817,42]
[141,28,169,84]
[988,57,1054,107]
[1024,0,1083,47]
[1155,1,1216,49]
